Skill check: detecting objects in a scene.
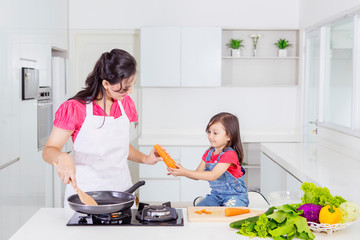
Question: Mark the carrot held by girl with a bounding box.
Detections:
[168,112,249,207]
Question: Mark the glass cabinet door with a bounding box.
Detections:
[323,17,354,128]
[304,29,321,143]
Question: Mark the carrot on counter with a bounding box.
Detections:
[154,144,178,168]
[224,208,250,217]
[195,209,212,214]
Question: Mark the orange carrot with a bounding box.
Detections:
[195,209,212,214]
[224,208,250,217]
[154,144,178,168]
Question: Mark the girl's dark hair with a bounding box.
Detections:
[70,48,137,106]
[206,112,244,165]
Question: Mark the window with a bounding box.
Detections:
[305,13,360,137]
[323,18,354,128]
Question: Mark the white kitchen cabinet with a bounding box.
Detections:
[138,146,181,202]
[260,152,301,197]
[139,179,181,202]
[0,34,20,169]
[243,143,261,191]
[222,29,299,86]
[0,160,21,240]
[140,27,221,87]
[180,147,210,202]
[180,27,221,87]
[140,27,181,87]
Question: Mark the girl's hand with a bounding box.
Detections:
[167,162,187,177]
[143,147,163,165]
[54,152,77,190]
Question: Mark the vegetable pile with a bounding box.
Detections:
[297,182,360,225]
[230,182,360,239]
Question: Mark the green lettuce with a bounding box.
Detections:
[236,204,315,240]
[300,182,346,207]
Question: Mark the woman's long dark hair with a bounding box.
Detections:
[70,48,137,108]
[206,112,244,165]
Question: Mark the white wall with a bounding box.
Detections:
[69,0,300,29]
[141,87,300,137]
[299,0,360,28]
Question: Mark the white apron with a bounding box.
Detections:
[64,100,132,209]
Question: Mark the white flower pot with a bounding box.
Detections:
[278,49,288,57]
[231,49,241,57]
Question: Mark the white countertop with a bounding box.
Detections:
[10,208,360,240]
[261,142,360,204]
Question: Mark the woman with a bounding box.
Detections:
[42,49,161,208]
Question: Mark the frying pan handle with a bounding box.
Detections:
[124,180,145,194]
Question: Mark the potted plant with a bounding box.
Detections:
[249,33,262,56]
[274,38,292,57]
[226,39,244,57]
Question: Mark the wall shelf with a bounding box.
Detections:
[243,164,261,169]
[222,29,300,87]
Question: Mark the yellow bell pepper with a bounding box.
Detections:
[319,205,342,224]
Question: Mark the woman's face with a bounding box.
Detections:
[207,122,230,150]
[104,74,136,101]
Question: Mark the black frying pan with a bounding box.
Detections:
[67,181,145,214]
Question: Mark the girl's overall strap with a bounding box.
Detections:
[205,148,215,162]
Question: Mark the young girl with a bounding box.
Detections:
[168,112,249,207]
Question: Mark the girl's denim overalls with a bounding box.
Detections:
[197,147,249,207]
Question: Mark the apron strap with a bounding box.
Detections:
[86,101,94,116]
[117,100,126,115]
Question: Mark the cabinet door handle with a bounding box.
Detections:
[0,157,20,170]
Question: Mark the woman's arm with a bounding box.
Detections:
[42,126,77,189]
[168,161,231,181]
[128,144,162,165]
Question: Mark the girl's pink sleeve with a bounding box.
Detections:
[219,151,239,164]
[202,149,210,161]
[54,100,83,130]
[122,95,138,122]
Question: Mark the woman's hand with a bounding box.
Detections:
[54,152,77,190]
[143,147,163,165]
[167,162,188,177]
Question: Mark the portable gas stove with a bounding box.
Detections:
[67,202,184,226]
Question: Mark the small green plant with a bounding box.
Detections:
[274,38,292,49]
[226,39,244,49]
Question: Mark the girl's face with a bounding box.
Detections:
[103,74,136,101]
[207,122,230,150]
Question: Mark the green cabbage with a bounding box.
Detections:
[339,201,360,223]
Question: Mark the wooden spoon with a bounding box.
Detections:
[53,161,98,205]
[70,179,98,206]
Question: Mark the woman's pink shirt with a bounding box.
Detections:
[54,95,138,142]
